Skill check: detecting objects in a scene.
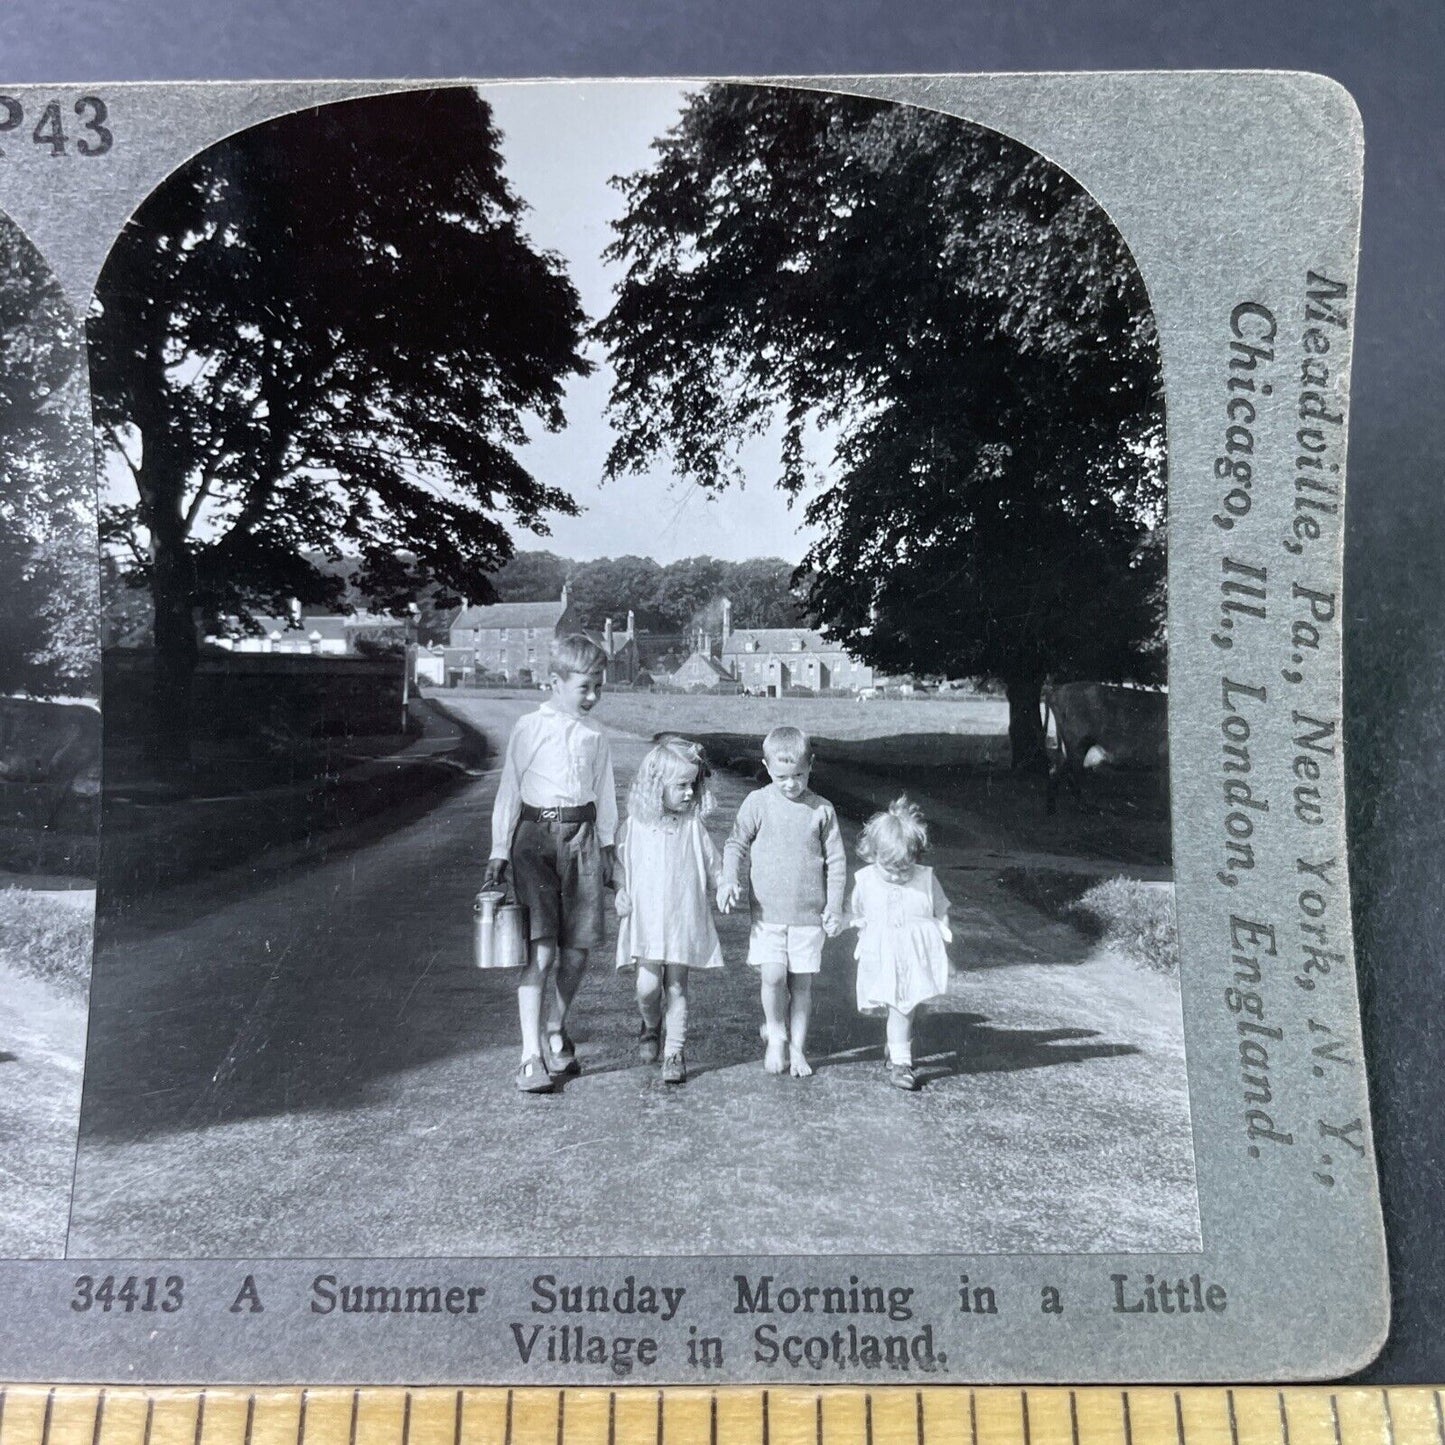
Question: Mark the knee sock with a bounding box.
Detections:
[663,988,688,1056]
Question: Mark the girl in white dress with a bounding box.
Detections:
[849,797,953,1091]
[615,736,723,1084]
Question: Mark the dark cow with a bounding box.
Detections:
[0,697,102,831]
[1041,682,1167,814]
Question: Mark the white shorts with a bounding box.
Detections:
[747,922,826,975]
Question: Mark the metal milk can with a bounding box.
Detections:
[474,887,529,970]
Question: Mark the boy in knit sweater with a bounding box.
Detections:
[718,726,846,1077]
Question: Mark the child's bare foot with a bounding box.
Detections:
[763,1031,787,1074]
[789,1047,813,1078]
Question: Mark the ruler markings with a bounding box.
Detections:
[23,1387,1445,1445]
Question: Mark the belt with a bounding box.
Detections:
[521,802,596,824]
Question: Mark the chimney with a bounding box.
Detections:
[604,617,613,652]
[702,630,712,657]
[560,580,569,608]
[627,609,635,640]
[721,597,732,642]
[288,597,301,627]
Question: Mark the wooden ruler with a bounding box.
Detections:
[0,1387,1438,1445]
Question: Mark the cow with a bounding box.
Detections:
[0,697,102,834]
[1041,682,1167,815]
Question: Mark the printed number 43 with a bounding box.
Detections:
[0,96,112,157]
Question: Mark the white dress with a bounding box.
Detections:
[615,814,724,970]
[850,864,953,1014]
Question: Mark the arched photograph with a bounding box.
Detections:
[66,81,1194,1259]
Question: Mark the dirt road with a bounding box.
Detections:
[68,695,1198,1257]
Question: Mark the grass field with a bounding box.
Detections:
[437,685,1171,866]
[594,689,1010,755]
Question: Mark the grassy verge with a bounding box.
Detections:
[1003,868,1179,977]
[0,889,93,999]
[1070,877,1179,977]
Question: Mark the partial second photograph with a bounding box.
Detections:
[0,210,99,1258]
[66,82,1193,1258]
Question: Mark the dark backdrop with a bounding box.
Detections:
[3,0,1440,1383]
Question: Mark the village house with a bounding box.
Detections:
[584,612,643,686]
[714,599,875,696]
[205,607,407,657]
[444,586,577,685]
[669,650,742,693]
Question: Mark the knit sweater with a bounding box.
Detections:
[722,784,846,925]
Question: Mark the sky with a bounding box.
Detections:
[480,82,825,566]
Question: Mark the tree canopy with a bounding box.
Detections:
[489,550,806,634]
[90,87,591,752]
[0,216,98,696]
[598,86,1166,763]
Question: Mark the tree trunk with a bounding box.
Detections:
[1004,672,1048,774]
[147,528,197,768]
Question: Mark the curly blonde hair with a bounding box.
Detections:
[857,796,928,867]
[626,735,715,828]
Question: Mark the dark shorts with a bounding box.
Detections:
[510,816,604,950]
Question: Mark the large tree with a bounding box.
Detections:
[598,87,1166,766]
[90,87,590,758]
[0,216,98,696]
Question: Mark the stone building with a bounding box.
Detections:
[445,586,578,684]
[715,599,875,695]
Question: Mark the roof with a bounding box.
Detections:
[345,610,405,629]
[671,651,734,680]
[244,615,349,641]
[583,629,635,658]
[722,627,840,655]
[453,599,567,631]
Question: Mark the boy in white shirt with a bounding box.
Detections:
[482,634,617,1093]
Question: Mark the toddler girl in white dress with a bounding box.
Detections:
[849,796,953,1091]
[615,736,723,1084]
